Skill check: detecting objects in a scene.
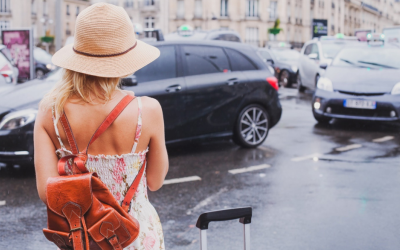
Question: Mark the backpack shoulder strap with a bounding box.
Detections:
[58,95,135,175]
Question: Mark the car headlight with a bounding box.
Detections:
[391,82,400,95]
[46,64,54,70]
[317,77,333,92]
[291,65,298,72]
[0,109,37,130]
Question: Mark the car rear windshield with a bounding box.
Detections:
[272,50,299,61]
[331,47,400,69]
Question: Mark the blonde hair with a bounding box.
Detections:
[40,69,121,122]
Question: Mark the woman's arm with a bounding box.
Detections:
[34,109,59,204]
[143,98,169,191]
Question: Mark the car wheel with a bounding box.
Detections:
[297,72,306,92]
[315,74,320,88]
[36,69,45,79]
[279,70,291,88]
[313,109,331,124]
[233,104,270,148]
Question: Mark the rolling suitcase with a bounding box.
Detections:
[196,207,252,250]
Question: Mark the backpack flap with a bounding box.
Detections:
[46,173,94,217]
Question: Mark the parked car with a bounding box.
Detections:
[0,40,281,167]
[0,45,19,84]
[312,39,400,123]
[34,47,56,78]
[165,29,242,43]
[258,48,300,87]
[298,35,359,92]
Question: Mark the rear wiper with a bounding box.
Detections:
[357,60,398,69]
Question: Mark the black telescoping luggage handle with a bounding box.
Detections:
[196,207,252,230]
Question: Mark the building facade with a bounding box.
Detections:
[168,0,400,48]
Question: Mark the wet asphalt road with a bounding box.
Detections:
[1,87,400,250]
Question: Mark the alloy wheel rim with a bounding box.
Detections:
[240,107,268,145]
[280,71,289,86]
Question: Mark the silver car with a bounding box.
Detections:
[297,36,359,92]
[0,45,19,84]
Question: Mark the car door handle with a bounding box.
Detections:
[226,78,239,86]
[165,84,181,92]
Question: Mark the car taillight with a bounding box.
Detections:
[267,77,279,91]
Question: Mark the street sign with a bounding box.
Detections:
[2,28,34,81]
[312,19,328,38]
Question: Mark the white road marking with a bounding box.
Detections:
[0,200,5,206]
[372,136,394,143]
[335,144,362,152]
[228,164,271,174]
[163,176,201,185]
[186,187,228,215]
[291,154,320,162]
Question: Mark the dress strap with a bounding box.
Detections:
[131,97,143,153]
[52,107,66,150]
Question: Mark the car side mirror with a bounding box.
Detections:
[320,63,328,69]
[308,53,318,60]
[121,75,138,86]
[267,59,274,65]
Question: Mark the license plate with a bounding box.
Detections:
[343,99,376,109]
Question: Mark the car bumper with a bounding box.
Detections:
[313,90,400,121]
[0,124,34,166]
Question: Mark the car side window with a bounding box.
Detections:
[311,44,320,59]
[134,46,177,82]
[183,46,230,76]
[304,44,313,55]
[225,48,257,71]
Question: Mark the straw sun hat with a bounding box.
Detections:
[52,3,160,78]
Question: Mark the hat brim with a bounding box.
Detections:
[52,40,160,78]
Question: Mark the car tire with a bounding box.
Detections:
[233,104,270,148]
[313,109,331,124]
[297,72,306,92]
[315,74,320,88]
[279,70,291,88]
[36,69,45,79]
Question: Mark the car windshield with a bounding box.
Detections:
[272,50,300,61]
[34,47,52,63]
[321,42,348,59]
[331,46,400,69]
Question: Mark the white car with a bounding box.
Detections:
[0,45,19,84]
[297,35,359,92]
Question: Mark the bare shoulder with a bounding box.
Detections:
[36,106,54,129]
[140,96,162,114]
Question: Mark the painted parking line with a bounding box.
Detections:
[372,136,394,143]
[163,176,201,185]
[291,154,321,162]
[228,164,271,174]
[0,200,5,206]
[335,144,362,152]
[186,187,228,215]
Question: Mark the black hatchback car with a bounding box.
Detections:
[0,40,282,167]
[313,42,400,123]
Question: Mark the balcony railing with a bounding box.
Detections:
[139,0,159,11]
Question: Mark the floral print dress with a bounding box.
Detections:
[53,97,165,250]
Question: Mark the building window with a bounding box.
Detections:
[0,20,9,31]
[144,0,155,6]
[66,23,71,36]
[176,0,184,19]
[145,17,155,28]
[221,0,228,17]
[43,0,48,15]
[76,6,80,16]
[270,1,277,20]
[0,0,10,13]
[194,0,202,19]
[66,5,70,15]
[246,0,259,17]
[287,5,291,22]
[124,0,134,8]
[245,27,259,47]
[31,0,36,14]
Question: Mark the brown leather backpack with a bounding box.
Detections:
[43,95,144,250]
